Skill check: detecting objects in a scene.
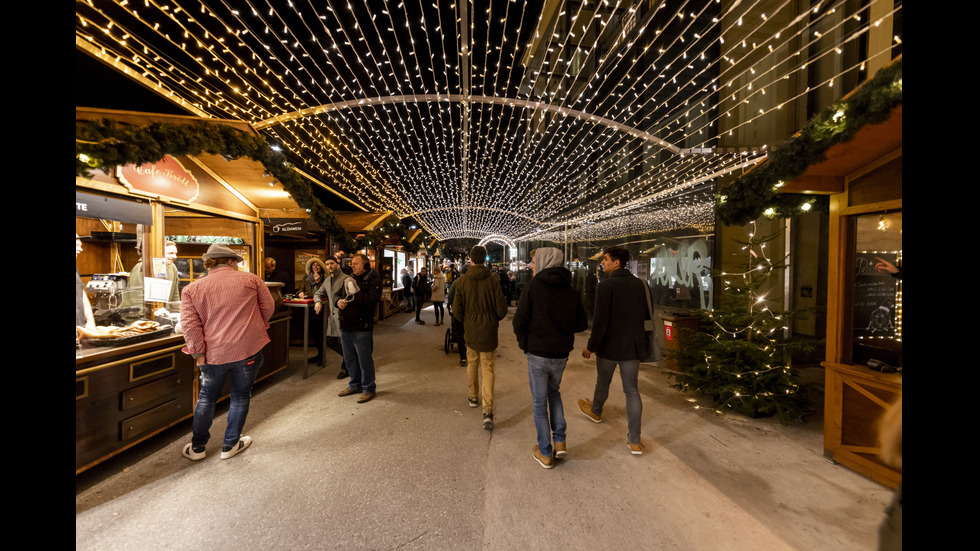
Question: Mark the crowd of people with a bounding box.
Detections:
[181,244,653,471]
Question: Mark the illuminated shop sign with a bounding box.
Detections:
[116,155,200,203]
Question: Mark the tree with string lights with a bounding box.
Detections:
[667,223,818,424]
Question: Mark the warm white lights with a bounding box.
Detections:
[76,0,899,241]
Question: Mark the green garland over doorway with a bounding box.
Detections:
[717,57,902,226]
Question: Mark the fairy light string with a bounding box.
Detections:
[76,0,901,241]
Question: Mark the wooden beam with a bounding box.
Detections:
[781,175,844,195]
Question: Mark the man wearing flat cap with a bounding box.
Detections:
[179,244,275,462]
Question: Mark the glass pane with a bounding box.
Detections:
[851,211,902,369]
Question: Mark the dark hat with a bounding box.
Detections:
[202,243,244,262]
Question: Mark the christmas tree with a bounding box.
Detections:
[667,223,817,424]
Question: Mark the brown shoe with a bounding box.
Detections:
[533,445,554,469]
[554,441,567,459]
[338,387,359,397]
[627,440,644,455]
[578,399,602,423]
[356,392,376,403]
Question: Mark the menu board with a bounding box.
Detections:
[853,252,899,338]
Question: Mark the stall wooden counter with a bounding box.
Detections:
[75,311,290,474]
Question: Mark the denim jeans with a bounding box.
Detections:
[341,330,376,393]
[527,353,567,457]
[192,352,263,449]
[593,356,643,444]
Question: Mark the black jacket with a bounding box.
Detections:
[513,266,588,358]
[586,268,650,361]
[338,269,382,332]
[413,273,432,301]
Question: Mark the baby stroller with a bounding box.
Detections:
[444,321,456,354]
[444,306,466,365]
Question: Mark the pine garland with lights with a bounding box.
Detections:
[75,118,360,251]
[717,57,902,226]
[667,226,818,424]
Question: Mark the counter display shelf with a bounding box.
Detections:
[75,311,291,474]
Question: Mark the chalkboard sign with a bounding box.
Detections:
[853,252,899,338]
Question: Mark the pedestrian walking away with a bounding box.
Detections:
[513,247,588,468]
[579,246,650,455]
[452,246,509,430]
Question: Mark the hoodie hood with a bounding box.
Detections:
[466,263,492,280]
[534,247,563,272]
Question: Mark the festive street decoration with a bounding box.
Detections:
[717,58,903,226]
[667,223,820,424]
[75,118,360,251]
[75,0,902,241]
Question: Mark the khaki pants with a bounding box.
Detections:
[466,346,496,415]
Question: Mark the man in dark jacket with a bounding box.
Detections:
[413,266,432,324]
[400,268,415,313]
[579,247,649,455]
[513,247,588,468]
[336,253,382,403]
[452,246,509,430]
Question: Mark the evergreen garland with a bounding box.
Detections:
[354,214,424,253]
[76,118,360,251]
[717,57,902,226]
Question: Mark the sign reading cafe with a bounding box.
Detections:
[116,155,200,203]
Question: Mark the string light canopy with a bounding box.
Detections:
[76,0,902,242]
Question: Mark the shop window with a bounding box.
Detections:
[850,211,902,370]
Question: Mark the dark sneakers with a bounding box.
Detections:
[483,413,494,430]
[468,397,479,408]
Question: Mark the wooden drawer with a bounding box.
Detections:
[121,373,184,411]
[120,399,186,441]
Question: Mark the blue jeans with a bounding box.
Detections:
[192,352,263,449]
[341,331,376,393]
[527,353,567,457]
[593,356,643,444]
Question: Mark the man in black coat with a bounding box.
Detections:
[513,247,588,469]
[579,247,649,455]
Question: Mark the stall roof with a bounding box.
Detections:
[333,211,393,233]
[76,107,304,213]
[781,105,902,195]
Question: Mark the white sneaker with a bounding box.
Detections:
[182,443,205,461]
[220,436,252,459]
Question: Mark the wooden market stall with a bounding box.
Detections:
[76,107,306,474]
[782,104,902,489]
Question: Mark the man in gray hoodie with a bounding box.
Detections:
[452,246,509,430]
[513,247,588,468]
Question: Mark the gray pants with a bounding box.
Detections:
[592,357,642,444]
